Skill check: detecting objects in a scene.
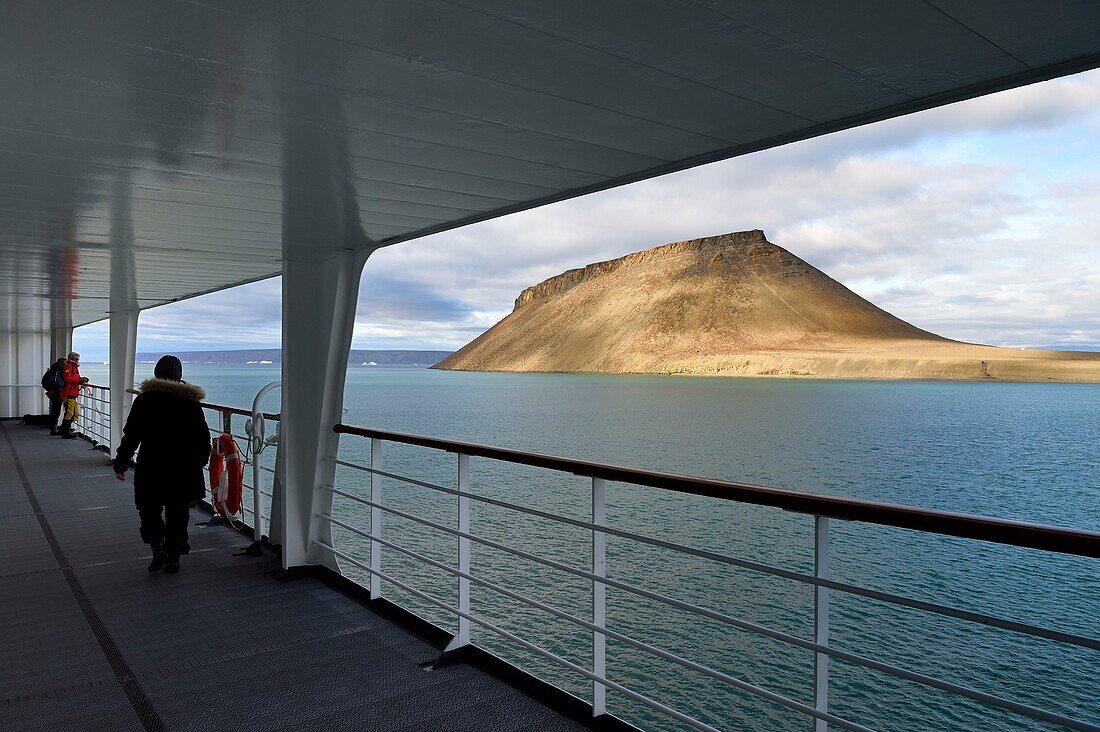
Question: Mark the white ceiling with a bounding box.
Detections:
[2,0,1098,329]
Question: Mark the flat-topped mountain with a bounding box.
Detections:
[435,231,1100,382]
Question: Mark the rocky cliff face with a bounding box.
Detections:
[514,230,773,310]
[435,231,1100,382]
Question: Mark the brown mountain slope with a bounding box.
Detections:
[435,230,1100,382]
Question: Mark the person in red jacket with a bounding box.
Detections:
[58,351,89,439]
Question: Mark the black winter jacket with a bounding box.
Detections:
[113,378,212,503]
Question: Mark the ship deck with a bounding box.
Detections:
[0,420,586,732]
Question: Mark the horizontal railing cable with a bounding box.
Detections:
[203,426,254,444]
[120,385,280,421]
[333,425,1099,558]
[324,484,1100,666]
[329,463,1097,650]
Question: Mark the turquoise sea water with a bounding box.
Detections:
[86,365,1099,732]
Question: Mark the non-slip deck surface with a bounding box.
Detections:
[0,421,585,731]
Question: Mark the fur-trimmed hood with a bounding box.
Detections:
[137,378,206,402]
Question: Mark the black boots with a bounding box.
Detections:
[59,419,76,439]
[148,552,180,574]
[148,542,167,573]
[149,540,180,574]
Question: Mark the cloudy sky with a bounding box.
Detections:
[75,69,1100,360]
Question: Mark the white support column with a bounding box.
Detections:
[50,326,72,364]
[108,309,138,457]
[813,516,830,732]
[107,168,138,457]
[278,248,368,571]
[592,477,608,717]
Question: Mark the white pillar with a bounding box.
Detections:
[107,163,138,457]
[50,288,73,363]
[277,248,368,570]
[51,326,72,363]
[108,309,139,457]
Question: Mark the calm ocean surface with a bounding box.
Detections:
[87,364,1099,731]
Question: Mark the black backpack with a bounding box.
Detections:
[41,363,65,392]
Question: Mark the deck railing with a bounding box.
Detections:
[36,381,1099,731]
[77,384,111,448]
[0,383,110,446]
[326,424,1099,732]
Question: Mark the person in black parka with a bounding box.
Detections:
[114,356,211,574]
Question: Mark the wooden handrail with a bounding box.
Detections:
[87,384,282,420]
[334,423,1100,559]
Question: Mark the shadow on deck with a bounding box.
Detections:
[0,421,587,731]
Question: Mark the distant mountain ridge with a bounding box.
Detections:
[436,230,1100,383]
[137,349,452,366]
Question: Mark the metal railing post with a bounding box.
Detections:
[369,437,382,598]
[592,476,608,716]
[252,437,264,539]
[814,515,830,731]
[100,387,109,445]
[247,381,281,542]
[450,452,471,649]
[217,411,231,505]
[103,386,111,447]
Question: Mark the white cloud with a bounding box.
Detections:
[359,69,1100,349]
[74,68,1100,359]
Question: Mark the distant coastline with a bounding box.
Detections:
[135,348,453,367]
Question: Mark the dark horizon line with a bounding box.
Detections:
[133,347,455,355]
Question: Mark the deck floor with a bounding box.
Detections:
[0,420,586,731]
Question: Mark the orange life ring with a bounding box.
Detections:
[209,433,244,522]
